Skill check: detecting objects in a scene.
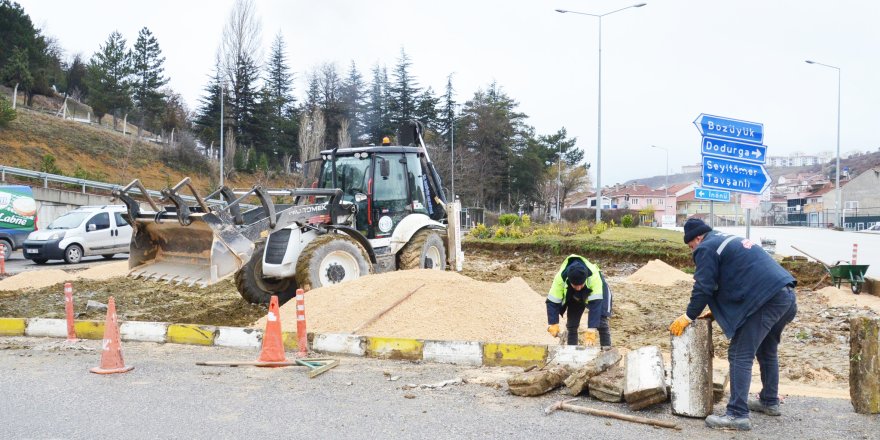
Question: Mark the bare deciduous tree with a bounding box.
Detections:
[223,127,237,182]
[299,108,326,178]
[338,119,351,148]
[219,0,262,83]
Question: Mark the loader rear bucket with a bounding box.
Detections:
[127,212,255,287]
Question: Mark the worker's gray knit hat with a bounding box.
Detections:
[683,218,712,244]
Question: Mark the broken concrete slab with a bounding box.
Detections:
[671,318,714,417]
[564,347,621,396]
[507,365,572,397]
[850,317,880,414]
[589,363,625,403]
[624,346,668,410]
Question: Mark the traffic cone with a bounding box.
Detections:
[90,296,134,374]
[256,295,287,365]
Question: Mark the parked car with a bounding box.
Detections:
[23,205,132,264]
[865,224,880,233]
[0,185,37,260]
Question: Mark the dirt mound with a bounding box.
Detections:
[817,286,880,312]
[258,269,556,345]
[0,262,130,291]
[625,259,693,286]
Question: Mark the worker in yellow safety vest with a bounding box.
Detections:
[546,254,613,346]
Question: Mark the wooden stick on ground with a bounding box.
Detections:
[545,399,680,430]
[351,284,425,334]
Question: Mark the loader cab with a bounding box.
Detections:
[318,147,429,239]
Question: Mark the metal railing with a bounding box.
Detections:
[0,164,219,206]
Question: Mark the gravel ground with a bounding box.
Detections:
[0,337,876,439]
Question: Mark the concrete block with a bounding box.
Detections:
[120,321,167,343]
[671,319,714,417]
[167,324,216,346]
[624,346,668,410]
[312,333,365,356]
[564,347,621,396]
[713,368,729,404]
[850,317,880,414]
[366,337,424,360]
[865,277,880,297]
[547,345,600,367]
[507,365,571,397]
[0,318,27,336]
[589,363,625,402]
[482,343,547,368]
[423,340,483,366]
[25,318,66,338]
[215,327,261,348]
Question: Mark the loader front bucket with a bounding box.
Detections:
[127,212,255,287]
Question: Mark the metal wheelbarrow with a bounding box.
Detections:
[792,246,870,294]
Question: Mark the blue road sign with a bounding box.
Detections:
[694,114,764,145]
[694,187,731,202]
[701,156,770,195]
[701,136,767,164]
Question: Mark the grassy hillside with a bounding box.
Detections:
[0,108,294,193]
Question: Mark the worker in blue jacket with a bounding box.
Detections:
[669,218,797,431]
[546,255,613,347]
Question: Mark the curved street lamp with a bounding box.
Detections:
[556,3,647,223]
[805,60,842,228]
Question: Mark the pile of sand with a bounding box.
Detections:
[0,261,129,291]
[817,286,880,313]
[625,259,693,287]
[256,269,556,345]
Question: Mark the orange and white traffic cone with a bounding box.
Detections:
[256,295,287,365]
[64,282,78,342]
[90,296,134,374]
[295,289,308,358]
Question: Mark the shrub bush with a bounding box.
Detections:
[593,221,608,235]
[0,96,16,127]
[493,226,508,239]
[521,214,531,227]
[621,214,634,228]
[469,223,492,239]
[498,213,520,226]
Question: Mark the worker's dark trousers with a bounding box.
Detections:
[726,286,797,418]
[565,300,611,347]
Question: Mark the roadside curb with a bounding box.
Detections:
[0,317,598,368]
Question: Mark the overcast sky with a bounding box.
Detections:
[16,0,880,186]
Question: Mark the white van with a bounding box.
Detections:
[22,205,132,264]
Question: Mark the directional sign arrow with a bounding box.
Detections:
[701,136,767,164]
[694,113,764,145]
[701,156,771,195]
[694,187,731,202]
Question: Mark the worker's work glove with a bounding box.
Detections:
[581,329,598,346]
[698,310,713,320]
[668,314,692,336]
[547,324,560,337]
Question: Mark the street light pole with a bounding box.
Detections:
[219,83,225,188]
[805,60,841,228]
[556,3,646,224]
[651,145,668,225]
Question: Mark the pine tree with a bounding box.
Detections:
[230,54,259,148]
[318,63,344,147]
[264,33,297,163]
[440,73,456,143]
[415,86,439,133]
[86,31,132,127]
[388,48,419,129]
[340,60,365,145]
[194,65,224,150]
[364,64,391,145]
[131,27,168,133]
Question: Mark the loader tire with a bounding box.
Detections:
[398,229,446,271]
[295,234,372,292]
[235,239,298,305]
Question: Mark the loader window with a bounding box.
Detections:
[319,156,371,197]
[405,153,428,214]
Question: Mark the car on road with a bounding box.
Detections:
[22,205,132,264]
[864,224,880,233]
[0,185,37,261]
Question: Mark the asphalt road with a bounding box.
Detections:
[0,337,876,439]
[1,252,128,275]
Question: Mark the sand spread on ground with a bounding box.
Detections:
[256,269,556,345]
[817,286,880,313]
[0,261,130,291]
[624,259,694,286]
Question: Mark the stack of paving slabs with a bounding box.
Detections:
[588,363,626,402]
[624,346,668,410]
[507,365,572,397]
[564,347,622,396]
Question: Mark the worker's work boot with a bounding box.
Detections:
[748,399,781,416]
[705,414,751,431]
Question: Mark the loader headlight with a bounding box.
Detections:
[354,193,367,203]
